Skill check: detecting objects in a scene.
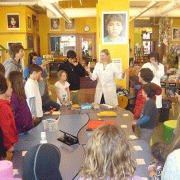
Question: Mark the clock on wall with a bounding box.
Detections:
[84,25,90,32]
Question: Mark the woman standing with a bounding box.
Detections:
[85,49,127,106]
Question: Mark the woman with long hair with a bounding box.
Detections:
[79,124,141,180]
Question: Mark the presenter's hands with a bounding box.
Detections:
[122,67,129,79]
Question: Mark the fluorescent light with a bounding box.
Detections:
[130,0,158,22]
[42,1,72,23]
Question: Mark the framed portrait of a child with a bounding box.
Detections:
[7,13,20,30]
[172,28,180,41]
[65,19,75,31]
[50,19,60,31]
[102,11,128,44]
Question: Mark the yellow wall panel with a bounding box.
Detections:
[0,34,26,49]
[0,6,26,33]
[25,6,38,33]
[38,14,96,56]
[96,0,129,88]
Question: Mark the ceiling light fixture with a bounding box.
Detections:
[42,1,72,23]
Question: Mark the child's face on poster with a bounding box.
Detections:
[52,20,58,29]
[11,17,16,26]
[106,20,123,38]
[174,29,180,39]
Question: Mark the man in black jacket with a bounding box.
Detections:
[59,50,85,104]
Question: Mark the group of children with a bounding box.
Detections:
[0,63,45,159]
[0,44,60,160]
[0,43,174,179]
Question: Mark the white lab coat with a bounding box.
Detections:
[91,62,124,106]
[141,62,164,108]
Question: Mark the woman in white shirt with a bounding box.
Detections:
[141,52,164,109]
[85,49,127,106]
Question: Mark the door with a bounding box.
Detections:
[77,33,96,65]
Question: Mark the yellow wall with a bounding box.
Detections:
[0,6,38,65]
[38,14,96,56]
[134,28,142,45]
[25,6,38,34]
[96,0,129,88]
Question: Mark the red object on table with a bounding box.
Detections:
[87,120,116,130]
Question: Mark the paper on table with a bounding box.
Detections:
[13,169,19,175]
[52,111,61,115]
[123,114,129,116]
[22,151,28,156]
[129,135,138,139]
[136,159,145,165]
[44,111,50,115]
[121,125,127,128]
[141,178,148,180]
[133,146,143,151]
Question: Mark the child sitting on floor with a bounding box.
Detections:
[79,124,142,180]
[132,83,158,144]
[148,142,168,180]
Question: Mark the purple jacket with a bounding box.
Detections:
[11,92,33,134]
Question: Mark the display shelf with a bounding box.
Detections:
[48,57,65,77]
[160,81,180,97]
[134,46,149,65]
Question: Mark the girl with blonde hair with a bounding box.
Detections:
[79,124,141,180]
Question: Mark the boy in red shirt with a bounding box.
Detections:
[0,74,19,152]
[134,68,162,120]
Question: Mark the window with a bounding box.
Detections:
[50,35,76,56]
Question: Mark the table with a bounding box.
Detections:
[13,107,151,180]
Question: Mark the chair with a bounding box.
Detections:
[118,96,128,109]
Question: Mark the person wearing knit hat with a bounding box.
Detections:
[35,57,60,112]
[22,143,62,180]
